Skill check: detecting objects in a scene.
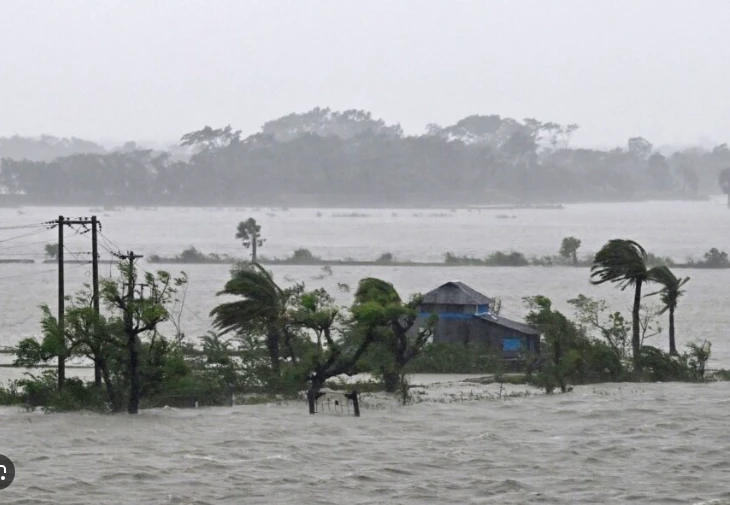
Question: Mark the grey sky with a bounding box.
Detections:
[1,0,729,148]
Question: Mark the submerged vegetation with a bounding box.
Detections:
[0,233,724,412]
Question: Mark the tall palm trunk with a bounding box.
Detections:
[251,238,257,263]
[632,280,643,366]
[668,306,677,356]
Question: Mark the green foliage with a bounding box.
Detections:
[44,243,59,260]
[350,278,434,392]
[444,251,529,266]
[236,218,265,262]
[407,343,501,373]
[375,252,394,264]
[288,248,319,263]
[559,236,581,265]
[698,248,729,268]
[686,339,712,378]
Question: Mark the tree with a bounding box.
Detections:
[44,243,59,260]
[291,288,376,395]
[102,265,187,414]
[567,294,630,364]
[210,263,300,380]
[524,296,582,392]
[236,218,265,263]
[718,168,730,208]
[180,125,241,152]
[351,278,434,392]
[590,239,660,366]
[559,236,582,266]
[646,266,690,356]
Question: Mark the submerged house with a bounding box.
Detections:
[415,281,540,358]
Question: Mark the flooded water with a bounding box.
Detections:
[0,200,729,503]
[2,381,730,504]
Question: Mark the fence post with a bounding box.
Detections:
[307,389,316,414]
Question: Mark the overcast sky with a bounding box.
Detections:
[1,0,729,148]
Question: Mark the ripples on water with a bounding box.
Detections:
[1,203,730,503]
[2,382,730,504]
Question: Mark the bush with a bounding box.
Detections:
[484,251,529,266]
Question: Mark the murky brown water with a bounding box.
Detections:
[0,201,729,503]
[1,381,729,504]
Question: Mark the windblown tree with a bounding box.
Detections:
[236,218,265,263]
[210,263,300,381]
[351,277,435,392]
[291,288,376,394]
[559,236,582,266]
[590,239,660,365]
[15,266,187,413]
[718,167,730,208]
[102,266,188,414]
[646,266,690,356]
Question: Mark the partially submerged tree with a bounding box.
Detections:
[210,263,300,381]
[102,265,188,414]
[236,218,265,263]
[559,236,582,266]
[351,277,435,392]
[646,266,689,355]
[291,288,376,394]
[590,239,661,365]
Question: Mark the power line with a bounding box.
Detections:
[0,227,49,244]
[0,223,49,231]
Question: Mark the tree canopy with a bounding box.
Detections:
[2,109,728,206]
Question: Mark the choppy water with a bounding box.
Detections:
[0,201,729,503]
[2,381,730,504]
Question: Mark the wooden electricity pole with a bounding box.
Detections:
[57,215,65,390]
[90,216,101,387]
[55,215,102,390]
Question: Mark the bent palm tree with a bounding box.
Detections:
[646,266,689,356]
[590,239,659,365]
[210,263,293,376]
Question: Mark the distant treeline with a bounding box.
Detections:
[2,108,729,206]
[147,245,730,269]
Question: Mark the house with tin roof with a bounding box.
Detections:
[415,281,540,357]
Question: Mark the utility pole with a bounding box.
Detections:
[90,216,101,387]
[53,215,102,390]
[57,215,65,390]
[118,250,144,414]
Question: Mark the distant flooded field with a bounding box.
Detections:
[0,199,728,364]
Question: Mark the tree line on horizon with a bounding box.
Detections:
[2,108,730,206]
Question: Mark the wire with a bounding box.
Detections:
[0,223,50,231]
[0,238,57,253]
[0,227,49,244]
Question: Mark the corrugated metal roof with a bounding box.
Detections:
[421,281,494,305]
[476,314,541,336]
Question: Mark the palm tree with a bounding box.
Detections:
[209,263,294,376]
[646,266,689,356]
[590,239,659,364]
[236,218,265,262]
